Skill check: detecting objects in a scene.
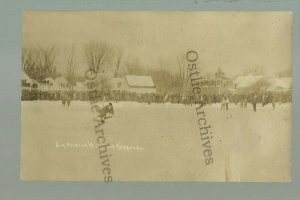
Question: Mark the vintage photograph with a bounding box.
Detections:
[21,11,292,182]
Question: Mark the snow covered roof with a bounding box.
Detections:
[125,75,155,88]
[234,74,263,88]
[234,74,292,91]
[22,71,37,84]
[268,77,291,90]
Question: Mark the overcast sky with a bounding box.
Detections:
[23,11,292,77]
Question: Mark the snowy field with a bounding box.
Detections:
[21,101,291,182]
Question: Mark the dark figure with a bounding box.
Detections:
[225,97,229,110]
[252,94,258,112]
[67,97,71,107]
[272,95,276,110]
[98,102,114,122]
[243,98,247,108]
[221,97,226,110]
[66,91,73,107]
[62,94,66,107]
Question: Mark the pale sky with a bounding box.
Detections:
[23,11,292,77]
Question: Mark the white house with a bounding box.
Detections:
[110,75,156,94]
[21,71,37,88]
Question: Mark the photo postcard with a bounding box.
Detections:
[21,11,292,182]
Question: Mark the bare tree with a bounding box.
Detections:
[107,48,123,78]
[112,48,123,77]
[125,57,145,75]
[39,46,57,79]
[66,51,76,88]
[175,55,190,93]
[147,67,175,94]
[22,47,36,76]
[22,45,57,81]
[85,42,109,73]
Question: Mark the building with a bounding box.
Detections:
[234,75,292,93]
[199,68,233,94]
[110,75,157,94]
[21,71,38,88]
[39,77,69,91]
[40,77,56,87]
[55,77,69,88]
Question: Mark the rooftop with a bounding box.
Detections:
[125,75,155,88]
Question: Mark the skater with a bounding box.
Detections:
[262,93,266,107]
[252,93,258,112]
[62,98,66,106]
[62,93,66,107]
[272,94,276,110]
[225,96,229,110]
[221,96,226,110]
[98,102,114,123]
[66,96,71,107]
[243,97,247,108]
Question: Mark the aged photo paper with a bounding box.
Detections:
[21,11,292,182]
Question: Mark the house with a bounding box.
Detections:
[21,71,38,88]
[110,75,157,94]
[267,77,291,91]
[199,68,233,94]
[40,77,56,87]
[234,74,263,88]
[55,77,68,88]
[38,76,69,91]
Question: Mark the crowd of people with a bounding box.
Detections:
[21,88,291,109]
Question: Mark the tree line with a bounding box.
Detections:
[22,42,192,94]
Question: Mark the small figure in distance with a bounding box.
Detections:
[272,94,276,110]
[62,95,66,107]
[252,93,258,112]
[225,96,229,110]
[221,96,226,110]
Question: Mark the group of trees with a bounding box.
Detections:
[22,41,293,95]
[22,42,197,93]
[22,46,58,82]
[22,42,125,87]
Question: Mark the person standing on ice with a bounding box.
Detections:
[221,96,226,110]
[225,96,229,110]
[61,92,66,107]
[252,93,258,112]
[272,94,276,109]
[243,96,248,108]
[98,102,114,123]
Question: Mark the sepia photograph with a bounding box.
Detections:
[21,11,292,182]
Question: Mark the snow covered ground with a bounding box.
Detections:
[21,101,291,182]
